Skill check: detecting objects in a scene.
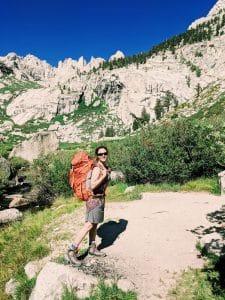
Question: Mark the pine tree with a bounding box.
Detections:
[141,107,150,124]
[105,126,115,137]
[154,99,164,120]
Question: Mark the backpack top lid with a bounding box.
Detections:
[71,150,90,165]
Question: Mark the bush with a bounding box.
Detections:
[61,281,137,300]
[105,126,116,137]
[0,169,9,189]
[28,117,225,197]
[31,150,75,201]
[0,142,13,158]
[117,119,225,184]
[9,156,30,171]
[14,275,36,300]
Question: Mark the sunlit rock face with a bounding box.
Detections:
[1,0,225,142]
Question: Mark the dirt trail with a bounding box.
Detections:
[95,192,225,299]
[46,192,225,299]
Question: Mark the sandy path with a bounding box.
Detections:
[94,192,225,299]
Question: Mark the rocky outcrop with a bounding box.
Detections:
[30,262,98,300]
[88,56,105,70]
[0,52,55,82]
[6,87,62,125]
[189,0,225,29]
[109,50,125,61]
[1,0,225,142]
[208,0,225,17]
[9,132,59,161]
[0,121,13,134]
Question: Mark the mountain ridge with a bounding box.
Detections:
[0,0,225,149]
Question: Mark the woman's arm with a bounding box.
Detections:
[91,167,107,191]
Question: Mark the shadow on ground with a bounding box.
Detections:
[190,204,225,294]
[97,219,128,250]
[190,204,225,255]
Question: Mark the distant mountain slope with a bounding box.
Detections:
[0,0,225,147]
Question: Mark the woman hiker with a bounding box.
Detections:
[67,146,111,265]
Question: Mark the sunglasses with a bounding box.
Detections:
[97,152,108,156]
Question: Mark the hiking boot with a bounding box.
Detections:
[88,243,106,257]
[67,245,82,266]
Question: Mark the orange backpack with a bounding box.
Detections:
[69,151,95,201]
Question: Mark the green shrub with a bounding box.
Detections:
[105,126,115,137]
[0,169,9,190]
[61,281,137,300]
[117,119,225,184]
[61,286,78,300]
[0,196,79,300]
[88,281,137,300]
[0,142,14,158]
[29,117,225,196]
[9,156,30,171]
[14,274,36,300]
[31,151,76,200]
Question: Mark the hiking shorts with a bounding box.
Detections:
[85,196,105,224]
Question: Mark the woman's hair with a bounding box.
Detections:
[95,146,108,156]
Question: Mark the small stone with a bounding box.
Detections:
[104,278,114,286]
[0,208,23,224]
[117,278,135,292]
[5,278,18,296]
[124,186,135,193]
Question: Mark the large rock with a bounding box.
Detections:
[9,132,59,161]
[124,186,135,193]
[25,258,48,279]
[218,170,225,195]
[0,208,23,224]
[7,194,30,208]
[110,170,126,183]
[29,262,98,300]
[7,87,61,125]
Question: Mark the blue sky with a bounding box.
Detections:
[1,0,217,66]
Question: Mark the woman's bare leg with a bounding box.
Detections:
[89,224,98,245]
[74,222,94,246]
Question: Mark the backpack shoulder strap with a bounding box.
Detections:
[92,161,101,169]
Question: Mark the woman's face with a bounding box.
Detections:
[97,148,108,163]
